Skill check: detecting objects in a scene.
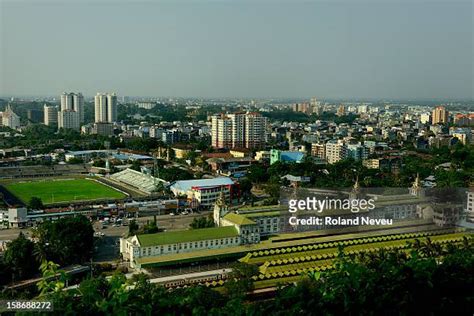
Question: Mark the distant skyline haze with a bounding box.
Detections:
[0,0,472,99]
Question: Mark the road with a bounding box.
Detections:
[0,228,33,242]
[0,211,212,263]
[92,211,211,262]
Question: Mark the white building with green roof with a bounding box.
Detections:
[120,226,240,267]
[221,213,260,244]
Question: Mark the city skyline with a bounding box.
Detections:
[1,1,472,99]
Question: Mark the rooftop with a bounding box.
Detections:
[280,151,305,162]
[238,205,283,212]
[170,177,234,192]
[223,213,256,226]
[244,211,282,218]
[137,226,239,247]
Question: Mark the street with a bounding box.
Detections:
[0,211,212,263]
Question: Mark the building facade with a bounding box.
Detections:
[169,177,236,208]
[58,110,80,130]
[325,140,347,164]
[432,106,449,125]
[95,93,118,123]
[211,112,268,149]
[61,92,84,123]
[120,226,241,266]
[0,105,20,129]
[44,105,58,126]
[467,190,474,223]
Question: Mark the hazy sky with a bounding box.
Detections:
[1,0,472,99]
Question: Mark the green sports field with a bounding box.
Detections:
[4,178,126,204]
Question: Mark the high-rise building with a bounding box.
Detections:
[347,143,369,161]
[95,93,117,123]
[450,128,472,145]
[211,112,268,149]
[336,105,346,117]
[0,104,20,129]
[58,110,80,130]
[311,142,326,159]
[60,92,84,123]
[432,106,449,125]
[325,140,347,164]
[93,122,114,136]
[420,113,431,124]
[27,109,43,123]
[454,113,474,126]
[44,105,58,126]
[357,105,369,114]
[310,97,321,115]
[292,102,311,115]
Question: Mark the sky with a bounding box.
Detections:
[0,0,472,99]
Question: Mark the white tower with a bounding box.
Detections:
[410,173,424,197]
[213,190,229,226]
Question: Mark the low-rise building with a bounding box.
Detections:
[255,151,270,161]
[270,149,305,165]
[7,207,28,228]
[170,177,236,208]
[171,145,193,159]
[229,148,252,158]
[120,226,240,265]
[466,189,474,223]
[311,143,326,159]
[206,157,256,177]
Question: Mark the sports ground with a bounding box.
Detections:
[4,178,126,204]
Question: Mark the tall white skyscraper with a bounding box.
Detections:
[211,112,268,149]
[60,92,84,123]
[95,93,117,123]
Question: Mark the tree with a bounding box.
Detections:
[67,157,84,164]
[189,216,215,229]
[34,215,94,266]
[159,167,193,182]
[246,164,269,184]
[224,262,259,298]
[28,196,44,210]
[238,178,253,197]
[130,160,142,172]
[3,233,39,280]
[143,216,159,234]
[128,219,139,236]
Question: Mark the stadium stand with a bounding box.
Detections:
[0,164,89,179]
[110,168,167,194]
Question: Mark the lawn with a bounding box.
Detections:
[4,178,126,204]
